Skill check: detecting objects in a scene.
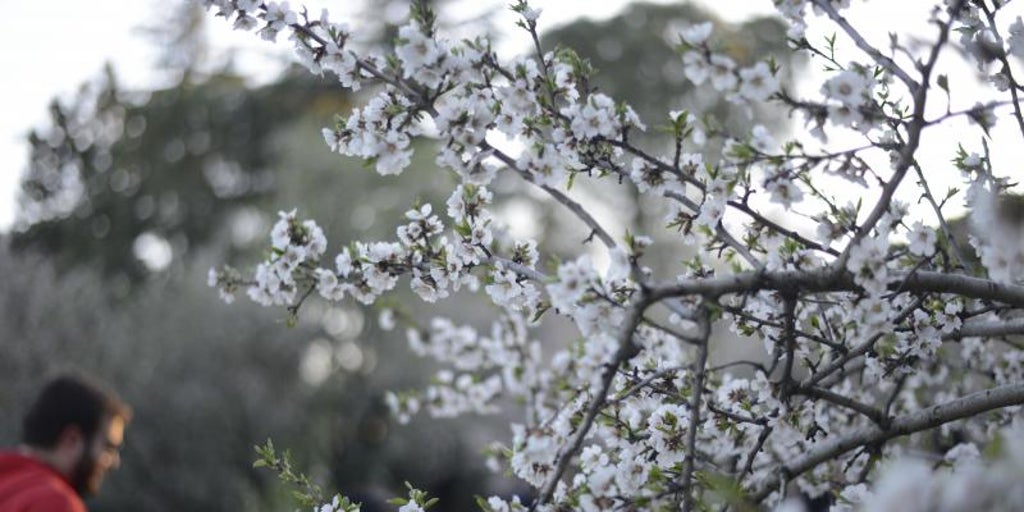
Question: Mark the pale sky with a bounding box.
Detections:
[0,1,1019,233]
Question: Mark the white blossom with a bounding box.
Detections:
[822,70,870,107]
[1009,16,1024,58]
[708,54,738,91]
[395,24,442,80]
[907,221,936,257]
[680,22,713,46]
[682,51,710,85]
[739,62,778,101]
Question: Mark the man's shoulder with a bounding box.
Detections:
[0,451,86,512]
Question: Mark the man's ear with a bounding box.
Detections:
[56,425,86,454]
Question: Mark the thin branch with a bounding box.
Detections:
[665,191,761,268]
[720,302,843,350]
[540,185,617,249]
[707,402,765,426]
[294,19,621,260]
[614,140,839,256]
[809,0,919,91]
[741,425,774,478]
[533,293,650,508]
[487,256,549,282]
[638,316,704,347]
[805,297,923,388]
[482,141,617,250]
[978,1,1024,140]
[680,303,712,512]
[779,293,799,395]
[708,359,769,376]
[884,375,908,419]
[909,160,976,273]
[612,366,686,404]
[794,384,889,427]
[649,268,1024,308]
[832,4,955,272]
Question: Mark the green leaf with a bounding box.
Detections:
[531,301,551,322]
[475,496,493,511]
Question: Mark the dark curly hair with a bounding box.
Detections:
[22,374,132,449]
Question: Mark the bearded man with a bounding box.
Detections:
[0,374,131,511]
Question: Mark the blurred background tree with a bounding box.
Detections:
[544,2,795,133]
[1,1,797,510]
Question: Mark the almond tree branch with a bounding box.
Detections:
[613,140,838,256]
[612,365,687,404]
[741,425,774,479]
[664,191,760,268]
[649,268,1024,308]
[720,302,843,350]
[293,16,620,256]
[486,256,549,282]
[680,303,712,512]
[794,385,889,427]
[483,141,618,250]
[779,293,799,396]
[533,293,650,508]
[809,0,919,91]
[948,317,1024,339]
[977,1,1024,140]
[910,160,976,273]
[806,297,923,388]
[832,4,955,272]
[751,381,1024,502]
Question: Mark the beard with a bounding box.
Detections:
[68,449,102,496]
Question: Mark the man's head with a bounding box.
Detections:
[21,374,132,496]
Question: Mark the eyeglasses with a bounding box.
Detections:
[101,438,123,457]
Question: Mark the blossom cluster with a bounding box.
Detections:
[201,0,1024,510]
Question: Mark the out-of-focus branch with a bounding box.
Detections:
[680,303,711,512]
[533,293,650,508]
[650,268,1024,308]
[751,381,1024,502]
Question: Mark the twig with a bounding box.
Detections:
[794,384,889,427]
[910,160,976,273]
[809,0,919,91]
[482,141,617,250]
[832,3,956,272]
[532,293,651,508]
[680,303,712,512]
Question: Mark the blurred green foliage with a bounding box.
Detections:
[543,2,797,138]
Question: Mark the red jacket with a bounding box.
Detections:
[0,452,85,512]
